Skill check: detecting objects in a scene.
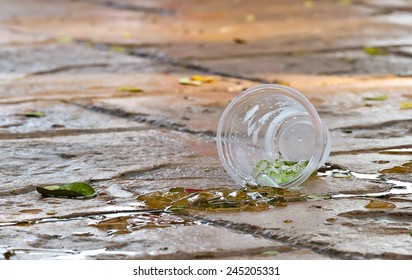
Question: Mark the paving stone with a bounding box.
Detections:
[0,129,214,196]
[199,50,412,78]
[0,0,411,260]
[0,26,51,47]
[191,198,412,259]
[4,0,412,61]
[0,43,146,76]
[0,100,143,136]
[0,216,280,260]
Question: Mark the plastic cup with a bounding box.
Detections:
[216,84,331,188]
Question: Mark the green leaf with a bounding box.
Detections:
[116,87,143,93]
[36,182,96,198]
[110,46,127,54]
[363,46,387,56]
[363,95,388,101]
[255,158,308,186]
[22,111,45,118]
[57,36,73,44]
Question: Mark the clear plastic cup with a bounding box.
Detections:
[216,84,331,188]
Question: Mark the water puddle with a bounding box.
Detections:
[90,212,197,235]
[50,248,143,260]
[379,161,412,174]
[0,209,165,228]
[1,246,143,260]
[318,163,412,199]
[1,247,77,260]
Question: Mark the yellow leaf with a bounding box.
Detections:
[122,32,132,39]
[363,95,388,101]
[245,14,255,22]
[339,0,352,6]
[365,199,396,209]
[57,36,73,44]
[110,46,127,54]
[178,78,201,86]
[116,87,143,93]
[191,75,215,83]
[400,101,412,110]
[363,46,387,56]
[303,0,314,8]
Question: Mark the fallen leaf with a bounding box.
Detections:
[233,38,247,44]
[3,250,15,260]
[363,95,388,101]
[110,46,127,54]
[116,87,143,93]
[122,32,132,39]
[400,101,412,110]
[178,78,201,86]
[283,219,293,223]
[339,0,352,6]
[36,182,96,198]
[363,46,387,56]
[191,75,215,83]
[21,111,45,118]
[245,14,255,22]
[272,80,291,86]
[51,124,65,128]
[303,0,314,8]
[307,195,331,199]
[10,189,18,195]
[364,199,396,209]
[261,250,279,255]
[326,218,336,223]
[340,57,357,64]
[57,36,73,44]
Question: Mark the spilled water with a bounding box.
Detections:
[136,186,306,212]
[90,212,197,235]
[318,161,412,199]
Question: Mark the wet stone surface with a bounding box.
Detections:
[0,0,412,260]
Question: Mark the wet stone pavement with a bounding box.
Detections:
[0,0,411,260]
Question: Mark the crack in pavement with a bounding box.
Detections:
[76,103,216,138]
[332,119,412,131]
[0,126,153,140]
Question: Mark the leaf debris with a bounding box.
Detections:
[363,95,388,101]
[364,199,396,209]
[36,182,96,198]
[116,87,143,93]
[400,101,412,110]
[363,46,387,56]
